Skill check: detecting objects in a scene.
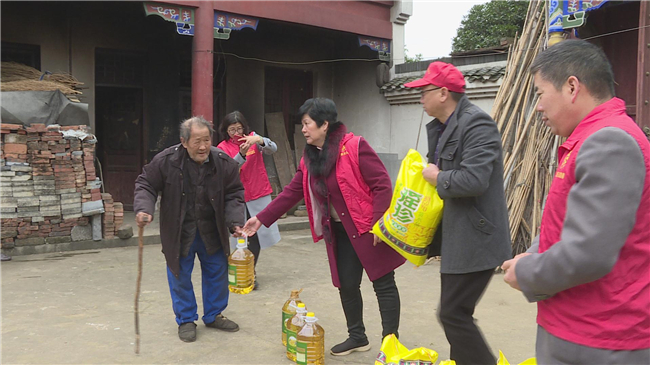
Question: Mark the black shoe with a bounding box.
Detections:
[330,337,371,356]
[205,314,239,332]
[178,322,197,342]
[253,280,259,290]
[1,253,11,261]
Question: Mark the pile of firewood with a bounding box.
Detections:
[492,1,559,255]
[1,62,84,102]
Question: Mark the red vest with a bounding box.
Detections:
[217,133,273,202]
[538,98,650,350]
[301,133,374,242]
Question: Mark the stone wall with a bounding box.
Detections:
[1,123,123,250]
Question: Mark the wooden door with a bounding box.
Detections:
[264,67,313,150]
[95,87,143,211]
[264,68,313,196]
[583,2,639,119]
[95,49,145,211]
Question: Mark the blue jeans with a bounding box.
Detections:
[166,232,229,325]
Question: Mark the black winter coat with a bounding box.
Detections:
[134,144,245,276]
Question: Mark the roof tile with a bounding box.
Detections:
[382,65,505,92]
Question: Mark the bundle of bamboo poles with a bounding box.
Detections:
[1,61,84,101]
[491,1,560,255]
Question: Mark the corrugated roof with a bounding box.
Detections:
[381,65,506,93]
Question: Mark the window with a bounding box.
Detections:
[1,42,41,70]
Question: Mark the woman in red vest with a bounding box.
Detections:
[243,98,405,356]
[217,111,281,290]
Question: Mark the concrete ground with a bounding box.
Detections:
[1,227,538,365]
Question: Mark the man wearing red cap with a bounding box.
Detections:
[404,62,511,365]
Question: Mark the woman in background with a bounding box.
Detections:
[217,111,281,290]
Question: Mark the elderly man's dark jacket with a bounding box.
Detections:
[134,144,245,276]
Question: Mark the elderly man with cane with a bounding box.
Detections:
[134,116,246,343]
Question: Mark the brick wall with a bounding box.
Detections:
[1,123,123,249]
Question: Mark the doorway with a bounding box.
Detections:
[95,49,145,210]
[264,67,313,150]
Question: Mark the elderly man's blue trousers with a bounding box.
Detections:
[166,232,229,325]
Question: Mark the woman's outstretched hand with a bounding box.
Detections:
[243,216,263,237]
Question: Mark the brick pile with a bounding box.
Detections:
[114,202,124,234]
[0,124,124,250]
[101,193,115,239]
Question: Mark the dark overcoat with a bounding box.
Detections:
[134,144,245,276]
[427,96,512,273]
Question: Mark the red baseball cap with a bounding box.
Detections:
[404,61,465,93]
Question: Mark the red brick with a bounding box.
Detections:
[1,123,23,131]
[3,143,27,154]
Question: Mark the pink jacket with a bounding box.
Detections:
[217,133,273,202]
[302,133,373,242]
[257,126,404,287]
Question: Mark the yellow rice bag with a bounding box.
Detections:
[374,334,438,365]
[372,149,443,266]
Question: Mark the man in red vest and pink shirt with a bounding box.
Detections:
[503,39,650,364]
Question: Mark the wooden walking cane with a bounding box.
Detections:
[134,217,147,354]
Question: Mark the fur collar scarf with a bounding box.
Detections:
[303,122,347,198]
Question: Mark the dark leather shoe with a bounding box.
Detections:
[178,322,196,342]
[205,314,239,332]
[330,337,371,356]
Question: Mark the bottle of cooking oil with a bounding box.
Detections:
[286,302,308,361]
[296,312,325,365]
[282,289,304,346]
[228,238,255,294]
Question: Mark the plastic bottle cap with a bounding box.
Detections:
[297,303,306,308]
[306,312,315,317]
[237,238,245,244]
[297,305,307,314]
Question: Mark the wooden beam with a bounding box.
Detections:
[265,112,296,189]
